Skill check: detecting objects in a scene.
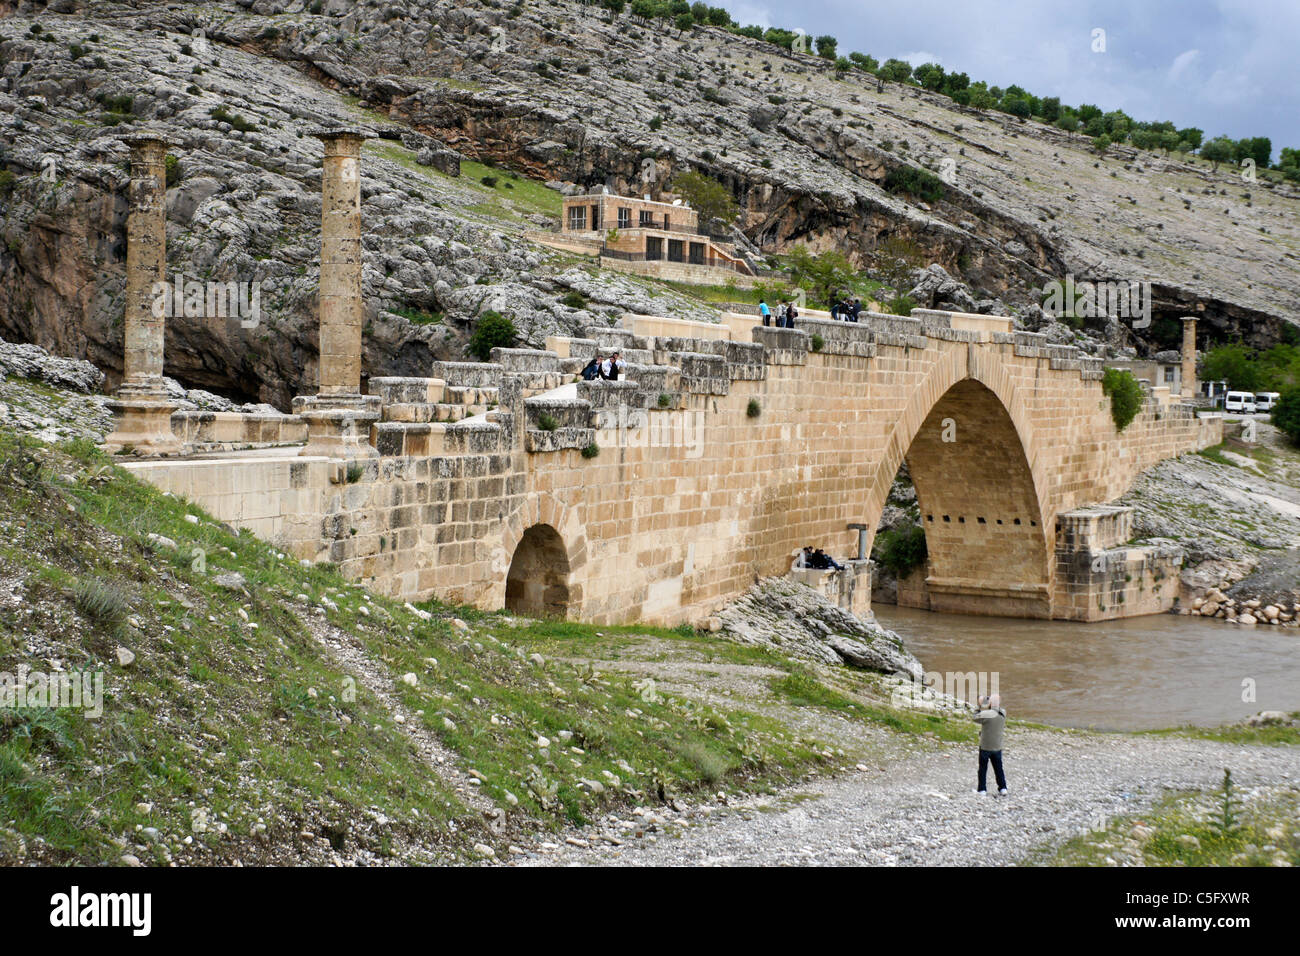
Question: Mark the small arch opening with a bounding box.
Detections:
[505,524,571,617]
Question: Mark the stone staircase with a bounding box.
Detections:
[364,318,765,458]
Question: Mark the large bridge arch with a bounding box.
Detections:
[865,347,1056,617]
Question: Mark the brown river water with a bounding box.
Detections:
[874,604,1300,731]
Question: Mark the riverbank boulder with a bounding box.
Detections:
[716,577,922,677]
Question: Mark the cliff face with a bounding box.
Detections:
[0,0,1296,406]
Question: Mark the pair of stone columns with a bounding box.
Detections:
[102,127,379,458]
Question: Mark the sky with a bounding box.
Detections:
[724,0,1300,158]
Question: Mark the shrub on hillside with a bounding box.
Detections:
[468,311,516,361]
[884,165,946,203]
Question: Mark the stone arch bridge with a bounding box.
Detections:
[126,307,1219,624]
[103,129,1220,625]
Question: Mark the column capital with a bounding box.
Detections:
[310,126,376,152]
[121,130,171,152]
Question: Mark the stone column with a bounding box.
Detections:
[1180,316,1198,398]
[102,132,182,456]
[292,127,380,459]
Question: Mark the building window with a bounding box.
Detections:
[667,239,684,262]
[639,209,654,227]
[617,207,631,229]
[688,242,705,265]
[646,237,663,260]
[1164,367,1175,383]
[590,204,600,230]
[567,206,587,231]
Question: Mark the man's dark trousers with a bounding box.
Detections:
[978,749,1007,792]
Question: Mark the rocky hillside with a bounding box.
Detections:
[1,0,1297,407]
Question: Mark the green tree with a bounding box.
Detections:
[913,62,945,91]
[671,170,737,229]
[1178,127,1203,151]
[879,58,914,83]
[784,245,856,308]
[814,34,837,59]
[848,52,878,73]
[468,310,516,361]
[1201,343,1263,391]
[1272,388,1300,446]
[1200,135,1235,170]
[1235,136,1272,168]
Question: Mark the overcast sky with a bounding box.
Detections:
[725,0,1299,158]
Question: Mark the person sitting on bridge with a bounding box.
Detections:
[816,548,844,571]
[599,352,625,381]
[974,694,1008,796]
[579,355,601,381]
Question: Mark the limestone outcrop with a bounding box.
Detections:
[717,577,922,676]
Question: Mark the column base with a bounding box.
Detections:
[101,395,183,457]
[292,394,382,459]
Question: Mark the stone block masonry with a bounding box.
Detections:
[122,307,1220,625]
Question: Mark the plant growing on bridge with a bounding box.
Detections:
[657,393,673,408]
[580,442,600,459]
[810,333,825,352]
[536,413,558,432]
[468,310,516,361]
[746,398,761,418]
[1101,367,1144,431]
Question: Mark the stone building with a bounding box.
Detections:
[553,192,754,284]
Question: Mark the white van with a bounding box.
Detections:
[1224,391,1257,413]
[1254,391,1281,412]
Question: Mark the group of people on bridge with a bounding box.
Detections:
[758,295,865,327]
[579,352,626,381]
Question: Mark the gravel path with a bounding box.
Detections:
[515,730,1300,866]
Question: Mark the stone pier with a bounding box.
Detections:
[1180,316,1198,398]
[291,127,381,459]
[101,132,181,456]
